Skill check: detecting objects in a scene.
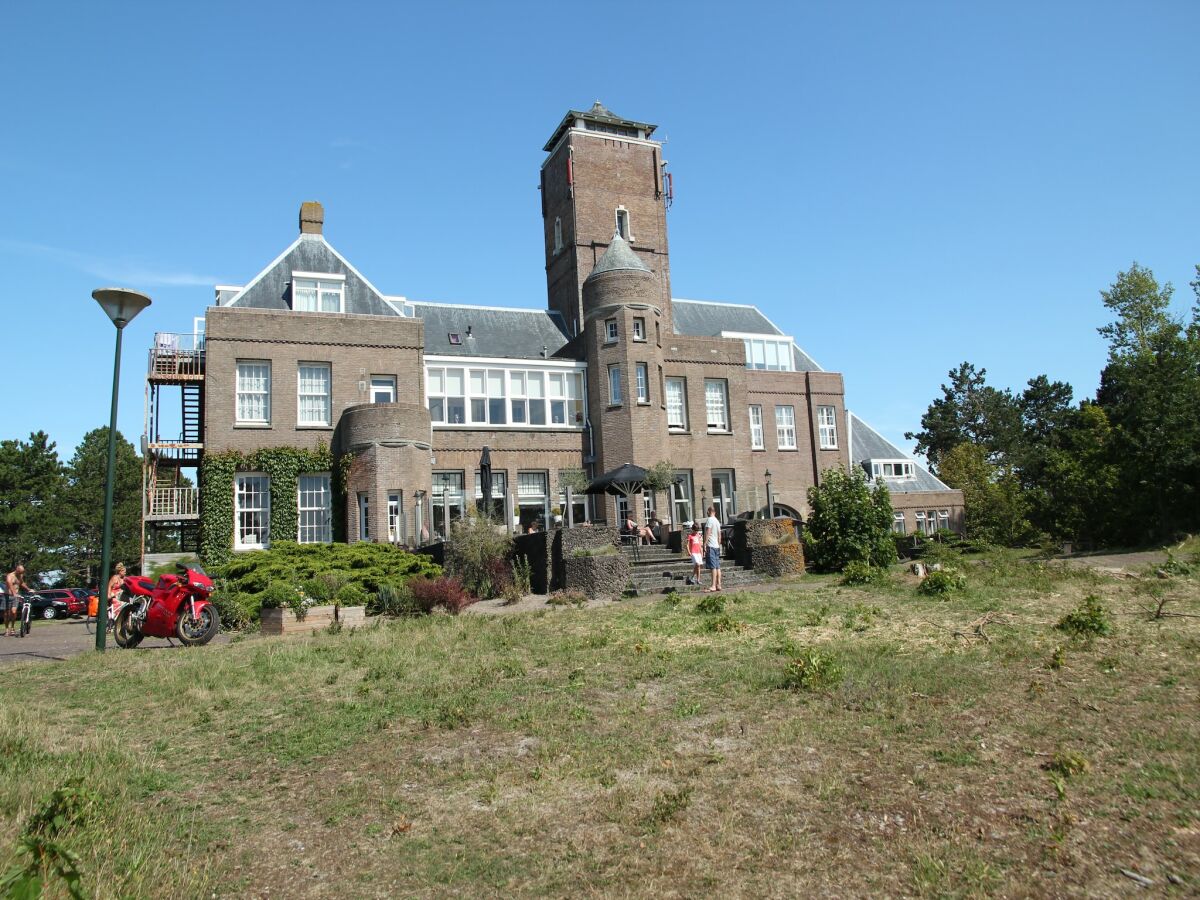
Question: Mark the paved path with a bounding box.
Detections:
[0,618,229,668]
[1056,549,1169,573]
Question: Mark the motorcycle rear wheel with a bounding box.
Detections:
[176,604,220,646]
[112,606,143,649]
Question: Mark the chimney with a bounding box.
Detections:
[299,201,324,235]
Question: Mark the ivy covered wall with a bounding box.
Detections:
[199,444,354,566]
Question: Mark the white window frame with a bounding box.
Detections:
[425,359,586,431]
[388,491,403,543]
[892,511,907,535]
[720,331,797,373]
[608,365,622,406]
[632,317,646,341]
[635,363,649,404]
[605,319,619,343]
[297,362,332,427]
[236,360,271,425]
[871,460,915,479]
[291,272,346,313]
[748,405,764,450]
[666,377,688,430]
[370,375,396,403]
[775,405,797,450]
[615,206,632,241]
[234,473,270,550]
[358,492,370,541]
[818,405,839,450]
[297,473,332,543]
[704,379,729,432]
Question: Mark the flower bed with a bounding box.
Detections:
[261,604,367,636]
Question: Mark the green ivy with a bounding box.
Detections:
[200,443,347,567]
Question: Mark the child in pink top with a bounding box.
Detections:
[686,523,704,586]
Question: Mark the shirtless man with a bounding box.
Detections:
[5,565,29,636]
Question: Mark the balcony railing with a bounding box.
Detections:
[148,333,205,379]
[147,486,199,520]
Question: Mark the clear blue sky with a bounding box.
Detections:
[3,1,1197,462]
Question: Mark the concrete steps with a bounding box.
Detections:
[618,545,764,595]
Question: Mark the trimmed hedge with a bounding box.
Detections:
[212,541,441,598]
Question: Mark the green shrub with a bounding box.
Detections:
[213,542,440,598]
[510,556,533,600]
[803,468,897,572]
[1160,552,1196,576]
[445,516,513,599]
[371,581,419,617]
[1055,595,1112,637]
[303,572,349,604]
[259,581,303,611]
[840,561,885,586]
[1044,751,1089,779]
[695,593,726,615]
[917,569,966,596]
[209,587,262,630]
[781,649,844,691]
[335,583,369,607]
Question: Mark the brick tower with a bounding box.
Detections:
[540,102,672,337]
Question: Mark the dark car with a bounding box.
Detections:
[26,589,85,619]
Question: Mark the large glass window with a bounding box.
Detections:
[741,337,794,371]
[298,363,331,426]
[427,364,584,429]
[297,474,331,543]
[431,471,464,539]
[704,379,729,431]
[775,405,797,450]
[818,405,838,449]
[517,471,548,530]
[474,469,508,519]
[666,377,687,430]
[672,470,694,526]
[236,361,270,424]
[749,405,764,449]
[636,363,649,403]
[235,474,270,549]
[293,276,343,313]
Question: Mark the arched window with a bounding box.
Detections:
[553,217,563,255]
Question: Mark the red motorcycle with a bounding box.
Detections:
[113,564,220,649]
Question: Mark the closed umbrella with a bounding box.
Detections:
[478,446,493,518]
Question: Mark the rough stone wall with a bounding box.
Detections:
[563,553,630,599]
[513,531,553,594]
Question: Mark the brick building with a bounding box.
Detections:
[142,102,962,560]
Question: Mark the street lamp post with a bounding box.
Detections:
[92,288,152,651]
[764,469,774,520]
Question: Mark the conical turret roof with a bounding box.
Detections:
[586,234,652,279]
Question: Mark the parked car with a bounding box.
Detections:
[26,589,86,619]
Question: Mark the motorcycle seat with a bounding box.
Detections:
[157,573,180,589]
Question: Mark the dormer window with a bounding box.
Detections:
[615,207,631,241]
[553,217,563,255]
[870,460,915,479]
[448,333,463,345]
[292,272,345,313]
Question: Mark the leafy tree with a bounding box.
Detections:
[905,362,1021,471]
[0,432,66,583]
[938,443,1033,546]
[59,428,143,586]
[1094,264,1200,541]
[803,468,896,571]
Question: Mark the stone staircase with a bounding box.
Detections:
[618,543,763,596]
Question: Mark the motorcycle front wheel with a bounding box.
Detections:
[112,606,143,649]
[176,604,220,646]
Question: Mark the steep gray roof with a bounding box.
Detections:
[671,299,823,371]
[228,235,396,316]
[412,303,575,360]
[588,234,652,278]
[849,412,954,494]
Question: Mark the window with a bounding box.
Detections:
[892,511,906,535]
[775,405,797,449]
[642,490,656,521]
[871,460,914,478]
[748,405,764,449]
[427,364,584,429]
[666,377,687,430]
[388,492,403,543]
[528,371,546,425]
[236,361,271,424]
[615,207,631,240]
[608,365,622,405]
[370,376,396,403]
[818,406,838,449]
[517,471,548,530]
[605,319,618,343]
[292,274,344,313]
[704,379,729,431]
[553,217,563,255]
[357,492,370,541]
[474,469,508,519]
[633,317,646,341]
[235,474,270,549]
[938,510,950,531]
[431,472,465,539]
[672,470,693,525]
[297,474,331,543]
[298,363,331,426]
[548,372,568,424]
[426,367,465,424]
[741,337,795,372]
[636,363,649,403]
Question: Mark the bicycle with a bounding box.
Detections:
[17,592,33,638]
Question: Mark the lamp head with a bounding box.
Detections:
[92,288,152,327]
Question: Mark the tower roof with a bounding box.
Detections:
[586,234,652,279]
[543,101,657,151]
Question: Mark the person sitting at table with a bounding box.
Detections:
[623,516,655,545]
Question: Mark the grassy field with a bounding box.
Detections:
[1,548,1197,897]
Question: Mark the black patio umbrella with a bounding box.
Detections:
[585,462,648,499]
[478,446,493,517]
